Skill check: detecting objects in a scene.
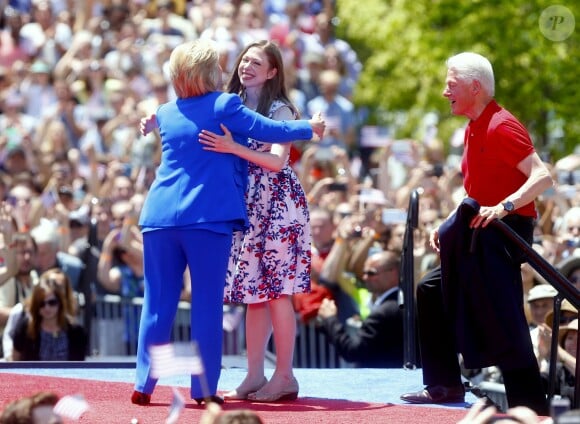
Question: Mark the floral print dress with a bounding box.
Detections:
[224,100,311,304]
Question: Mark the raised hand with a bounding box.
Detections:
[309,112,326,141]
[0,202,15,249]
[140,114,158,136]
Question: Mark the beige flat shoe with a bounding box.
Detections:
[223,377,268,400]
[247,377,299,403]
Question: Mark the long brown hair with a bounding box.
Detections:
[26,279,69,340]
[41,267,77,317]
[226,40,299,118]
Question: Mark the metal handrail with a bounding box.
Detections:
[488,217,580,408]
[399,188,420,369]
[404,196,580,406]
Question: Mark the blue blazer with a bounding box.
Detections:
[139,92,313,231]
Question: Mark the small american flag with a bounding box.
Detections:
[150,343,205,379]
[165,388,186,424]
[53,394,89,420]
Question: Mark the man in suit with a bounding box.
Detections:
[317,249,403,368]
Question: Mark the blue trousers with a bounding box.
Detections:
[134,228,231,398]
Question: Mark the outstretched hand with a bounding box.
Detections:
[429,228,441,253]
[309,112,326,142]
[140,113,158,136]
[199,124,238,154]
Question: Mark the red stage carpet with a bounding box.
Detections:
[0,372,471,423]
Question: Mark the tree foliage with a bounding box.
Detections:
[336,0,579,159]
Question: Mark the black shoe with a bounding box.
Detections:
[193,395,225,405]
[400,384,465,404]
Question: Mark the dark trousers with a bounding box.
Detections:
[416,266,549,415]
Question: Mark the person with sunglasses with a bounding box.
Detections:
[11,275,86,361]
[316,249,404,368]
[3,267,78,361]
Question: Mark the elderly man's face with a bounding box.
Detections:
[443,69,477,118]
[35,242,57,272]
[15,239,36,275]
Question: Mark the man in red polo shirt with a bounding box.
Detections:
[400,52,553,415]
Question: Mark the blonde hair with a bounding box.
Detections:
[169,39,222,98]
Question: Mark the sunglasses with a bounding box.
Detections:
[40,298,59,308]
[363,267,396,276]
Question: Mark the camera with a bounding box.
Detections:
[425,164,444,178]
[328,182,348,192]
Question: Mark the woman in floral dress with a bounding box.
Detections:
[199,40,311,402]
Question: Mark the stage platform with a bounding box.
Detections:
[0,355,481,407]
[0,356,488,424]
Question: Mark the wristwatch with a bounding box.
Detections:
[502,201,515,212]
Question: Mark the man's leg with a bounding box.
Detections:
[501,364,549,416]
[400,266,464,403]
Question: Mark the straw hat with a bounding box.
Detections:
[527,284,558,303]
[545,299,578,329]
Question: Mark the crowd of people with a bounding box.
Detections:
[0,0,578,418]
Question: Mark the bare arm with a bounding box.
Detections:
[558,346,577,376]
[0,204,17,286]
[472,152,553,228]
[509,152,554,210]
[96,229,122,293]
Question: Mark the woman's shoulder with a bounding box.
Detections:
[214,92,242,109]
[270,99,296,120]
[12,313,31,338]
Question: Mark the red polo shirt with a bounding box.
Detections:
[461,100,537,218]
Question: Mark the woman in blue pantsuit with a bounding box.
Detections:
[131,39,325,406]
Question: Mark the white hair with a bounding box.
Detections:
[556,206,580,235]
[446,52,495,97]
[30,218,61,249]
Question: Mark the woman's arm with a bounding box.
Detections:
[199,106,295,172]
[558,346,577,376]
[218,94,325,143]
[96,229,123,293]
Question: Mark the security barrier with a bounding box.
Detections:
[88,295,245,358]
[86,295,350,368]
